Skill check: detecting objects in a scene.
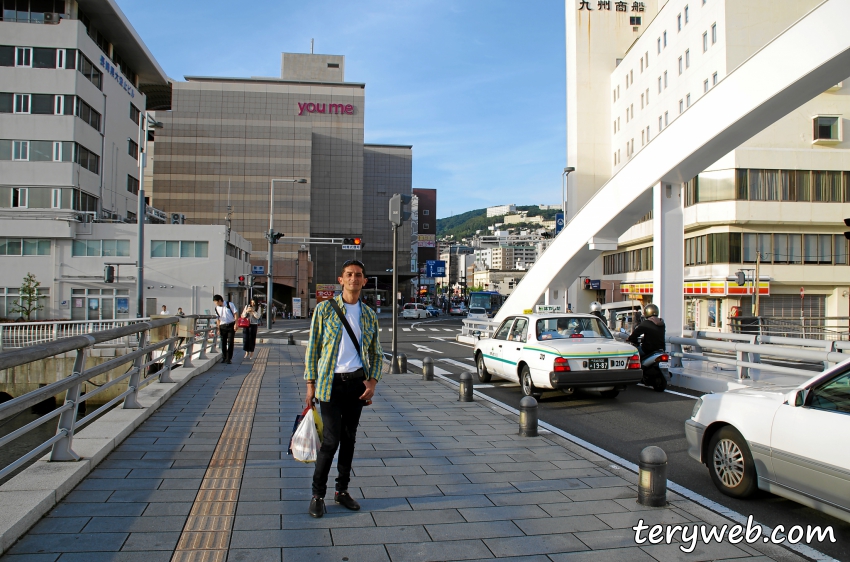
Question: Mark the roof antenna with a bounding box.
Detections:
[310,38,314,54]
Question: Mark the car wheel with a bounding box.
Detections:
[599,389,619,399]
[520,365,541,398]
[476,353,491,383]
[707,426,758,498]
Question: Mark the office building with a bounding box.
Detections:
[486,204,517,218]
[567,0,850,330]
[148,53,414,314]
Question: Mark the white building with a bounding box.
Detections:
[0,221,250,320]
[567,0,850,330]
[486,204,517,217]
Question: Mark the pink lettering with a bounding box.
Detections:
[298,102,355,116]
[344,104,354,115]
[329,104,344,114]
[306,103,316,113]
[298,102,308,115]
[316,103,326,114]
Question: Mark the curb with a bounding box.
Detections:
[0,353,222,554]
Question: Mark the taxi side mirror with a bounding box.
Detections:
[793,389,808,407]
[472,330,481,340]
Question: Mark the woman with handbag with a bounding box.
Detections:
[240,300,261,360]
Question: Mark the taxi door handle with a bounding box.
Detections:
[498,344,502,348]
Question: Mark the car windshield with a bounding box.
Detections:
[536,317,612,340]
[469,308,486,315]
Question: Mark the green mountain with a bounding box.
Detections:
[437,205,560,240]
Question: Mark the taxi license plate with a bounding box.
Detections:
[588,358,608,370]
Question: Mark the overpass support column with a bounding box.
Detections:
[543,287,566,310]
[653,182,684,357]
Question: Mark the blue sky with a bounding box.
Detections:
[117,0,567,219]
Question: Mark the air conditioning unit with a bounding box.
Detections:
[43,12,60,24]
[170,213,185,224]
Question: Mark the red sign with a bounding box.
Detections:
[316,290,335,303]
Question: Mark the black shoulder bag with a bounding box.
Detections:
[327,299,361,357]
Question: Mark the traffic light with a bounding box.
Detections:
[583,278,591,290]
[844,218,850,240]
[238,275,245,286]
[267,231,284,244]
[735,271,746,286]
[104,265,115,283]
[342,237,363,249]
[389,194,412,226]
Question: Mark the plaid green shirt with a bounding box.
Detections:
[304,295,383,402]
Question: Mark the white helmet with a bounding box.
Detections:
[589,301,603,313]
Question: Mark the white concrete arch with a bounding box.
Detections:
[497,0,850,333]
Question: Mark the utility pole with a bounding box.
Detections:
[267,178,307,329]
[389,193,411,374]
[753,250,761,318]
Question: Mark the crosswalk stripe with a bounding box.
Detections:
[287,329,299,333]
[402,328,411,332]
[300,330,310,333]
[442,329,454,332]
[429,328,439,332]
[415,328,425,332]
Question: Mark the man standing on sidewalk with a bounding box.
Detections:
[304,259,383,518]
[213,294,237,364]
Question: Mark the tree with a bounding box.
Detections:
[10,272,44,321]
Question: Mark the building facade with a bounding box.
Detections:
[149,53,414,315]
[567,0,850,330]
[486,204,517,218]
[1,0,169,222]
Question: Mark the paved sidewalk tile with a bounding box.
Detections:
[1,343,799,562]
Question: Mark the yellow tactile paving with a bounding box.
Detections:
[171,348,268,562]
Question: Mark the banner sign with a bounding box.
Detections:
[417,234,436,248]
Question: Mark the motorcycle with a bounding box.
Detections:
[640,350,669,392]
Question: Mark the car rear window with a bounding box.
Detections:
[469,308,486,314]
[403,304,415,309]
[536,317,612,340]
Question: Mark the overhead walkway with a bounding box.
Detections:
[497,0,850,333]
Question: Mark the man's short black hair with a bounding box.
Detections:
[213,294,223,302]
[340,259,366,276]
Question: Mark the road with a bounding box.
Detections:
[256,314,849,559]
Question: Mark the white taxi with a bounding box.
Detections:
[473,311,642,398]
[686,361,850,523]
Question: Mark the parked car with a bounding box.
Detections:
[449,304,467,316]
[425,305,441,317]
[466,307,488,321]
[402,303,429,319]
[686,361,850,523]
[473,312,642,398]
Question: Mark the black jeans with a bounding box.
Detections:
[311,373,366,498]
[242,324,258,352]
[219,322,236,361]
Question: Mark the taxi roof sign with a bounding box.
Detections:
[534,305,563,313]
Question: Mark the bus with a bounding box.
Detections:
[468,291,506,318]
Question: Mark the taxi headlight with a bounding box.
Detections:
[691,397,703,419]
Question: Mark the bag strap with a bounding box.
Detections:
[327,298,361,357]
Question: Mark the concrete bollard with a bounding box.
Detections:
[396,353,408,373]
[288,334,295,345]
[637,446,668,507]
[518,396,538,437]
[422,357,434,381]
[458,372,473,402]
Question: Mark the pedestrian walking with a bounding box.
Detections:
[241,299,261,360]
[304,259,382,518]
[271,304,278,324]
[160,304,170,315]
[213,294,238,364]
[176,307,185,317]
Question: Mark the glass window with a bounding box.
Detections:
[5,239,21,255]
[195,241,208,258]
[757,234,772,262]
[15,47,31,67]
[87,239,101,256]
[102,239,117,257]
[813,116,839,141]
[151,240,166,258]
[30,140,52,162]
[711,23,717,43]
[794,170,811,201]
[685,49,690,68]
[712,72,718,85]
[32,47,55,68]
[818,234,832,264]
[11,187,27,208]
[743,233,757,263]
[703,32,708,52]
[509,318,528,343]
[493,319,514,340]
[13,93,30,114]
[37,239,50,255]
[812,170,841,202]
[804,234,818,264]
[22,239,37,255]
[773,234,787,264]
[72,239,86,256]
[789,234,802,264]
[165,241,179,257]
[117,240,129,256]
[180,241,194,257]
[809,371,850,414]
[834,235,847,265]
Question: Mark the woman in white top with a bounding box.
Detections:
[241,299,262,359]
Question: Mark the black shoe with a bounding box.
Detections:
[226,360,232,364]
[309,496,326,518]
[335,491,360,511]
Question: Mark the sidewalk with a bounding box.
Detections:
[0,342,805,561]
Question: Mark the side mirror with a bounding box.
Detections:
[472,330,481,339]
[793,389,808,407]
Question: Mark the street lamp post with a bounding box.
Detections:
[136,114,163,318]
[267,178,307,330]
[561,166,575,221]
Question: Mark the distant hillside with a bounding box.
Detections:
[437,205,560,240]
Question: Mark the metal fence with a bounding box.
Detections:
[0,319,154,351]
[0,315,218,480]
[729,316,850,341]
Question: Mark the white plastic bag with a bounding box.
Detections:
[291,407,320,463]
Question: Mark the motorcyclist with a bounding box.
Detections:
[589,301,605,321]
[627,304,665,358]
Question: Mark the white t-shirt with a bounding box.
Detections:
[215,302,237,324]
[335,301,363,373]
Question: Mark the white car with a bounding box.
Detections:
[401,303,429,319]
[686,362,850,523]
[467,307,488,321]
[473,313,642,398]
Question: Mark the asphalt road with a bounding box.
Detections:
[370,316,849,561]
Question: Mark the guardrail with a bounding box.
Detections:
[668,330,850,380]
[0,318,153,351]
[729,316,850,341]
[460,319,498,340]
[0,315,218,480]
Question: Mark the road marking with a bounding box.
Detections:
[407,358,451,375]
[412,343,442,354]
[431,373,834,562]
[429,328,440,332]
[286,329,299,333]
[415,328,425,332]
[474,384,494,388]
[442,329,455,332]
[440,358,474,370]
[300,330,310,333]
[635,383,700,399]
[402,328,411,332]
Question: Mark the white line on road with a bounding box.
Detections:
[407,358,452,376]
[402,328,411,332]
[432,374,834,562]
[440,358,474,370]
[287,330,299,333]
[442,329,455,332]
[415,328,425,332]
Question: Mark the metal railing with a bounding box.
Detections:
[729,316,850,341]
[668,330,850,380]
[0,315,218,480]
[0,318,153,351]
[460,319,498,339]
